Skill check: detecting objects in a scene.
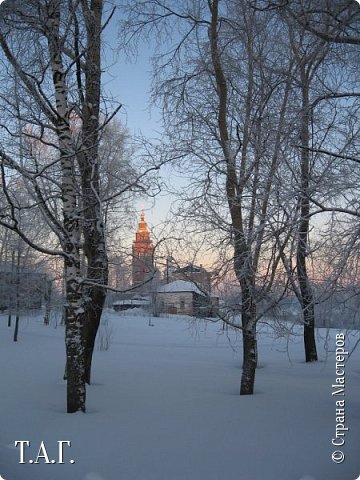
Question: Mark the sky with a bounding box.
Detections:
[102,17,178,234]
[101,14,200,261]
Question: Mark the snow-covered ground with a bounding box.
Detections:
[0,309,359,480]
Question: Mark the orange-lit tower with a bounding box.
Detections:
[132,210,154,287]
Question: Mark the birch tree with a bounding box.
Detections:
[285,0,360,46]
[285,16,330,362]
[280,3,360,359]
[0,0,110,412]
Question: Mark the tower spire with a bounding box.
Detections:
[137,210,149,235]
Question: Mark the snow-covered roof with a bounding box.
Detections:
[157,280,206,296]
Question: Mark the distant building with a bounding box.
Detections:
[132,211,155,289]
[168,262,211,294]
[156,280,211,316]
[116,212,216,317]
[113,297,150,312]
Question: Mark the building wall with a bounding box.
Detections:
[156,291,212,317]
[132,253,154,287]
[157,291,194,316]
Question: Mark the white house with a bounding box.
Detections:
[155,280,211,316]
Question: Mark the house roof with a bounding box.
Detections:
[157,280,206,296]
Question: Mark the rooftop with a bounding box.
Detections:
[157,280,206,296]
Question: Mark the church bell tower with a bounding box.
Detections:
[132,210,154,288]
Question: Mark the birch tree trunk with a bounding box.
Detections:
[287,21,327,363]
[297,69,318,363]
[46,0,88,411]
[209,0,258,394]
[77,0,108,385]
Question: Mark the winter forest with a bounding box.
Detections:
[0,1,360,479]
